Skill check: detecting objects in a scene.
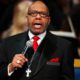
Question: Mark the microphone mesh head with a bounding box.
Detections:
[26,40,33,48]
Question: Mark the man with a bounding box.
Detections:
[0,0,74,80]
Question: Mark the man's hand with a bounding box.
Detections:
[8,54,28,73]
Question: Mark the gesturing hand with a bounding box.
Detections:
[8,54,28,72]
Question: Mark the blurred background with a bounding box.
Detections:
[0,0,80,65]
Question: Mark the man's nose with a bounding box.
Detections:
[35,14,41,19]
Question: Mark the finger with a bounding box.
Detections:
[17,61,23,67]
[18,59,26,65]
[14,60,24,68]
[15,54,28,61]
[15,62,23,68]
[11,54,28,68]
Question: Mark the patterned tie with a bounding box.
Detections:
[33,36,39,52]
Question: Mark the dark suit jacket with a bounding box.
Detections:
[0,31,74,80]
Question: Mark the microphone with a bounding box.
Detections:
[22,40,33,55]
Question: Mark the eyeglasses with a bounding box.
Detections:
[28,10,49,18]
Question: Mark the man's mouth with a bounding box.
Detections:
[33,23,42,28]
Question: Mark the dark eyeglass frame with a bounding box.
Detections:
[28,10,49,18]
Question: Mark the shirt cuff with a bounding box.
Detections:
[8,63,14,76]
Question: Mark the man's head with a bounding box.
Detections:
[27,0,50,35]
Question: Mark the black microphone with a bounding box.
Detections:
[22,40,33,55]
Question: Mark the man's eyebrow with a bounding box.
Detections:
[28,10,49,13]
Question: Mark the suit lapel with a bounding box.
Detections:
[31,32,57,76]
[7,32,29,63]
[14,31,29,53]
[19,32,29,51]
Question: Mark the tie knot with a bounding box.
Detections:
[33,36,39,41]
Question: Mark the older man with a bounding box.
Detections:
[0,0,74,80]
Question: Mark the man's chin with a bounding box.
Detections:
[31,31,41,35]
[30,30,44,35]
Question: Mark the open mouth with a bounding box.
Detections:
[33,23,43,28]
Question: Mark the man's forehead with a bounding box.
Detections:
[28,1,49,12]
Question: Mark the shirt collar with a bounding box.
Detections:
[28,30,46,40]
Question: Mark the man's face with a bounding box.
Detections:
[27,1,50,34]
